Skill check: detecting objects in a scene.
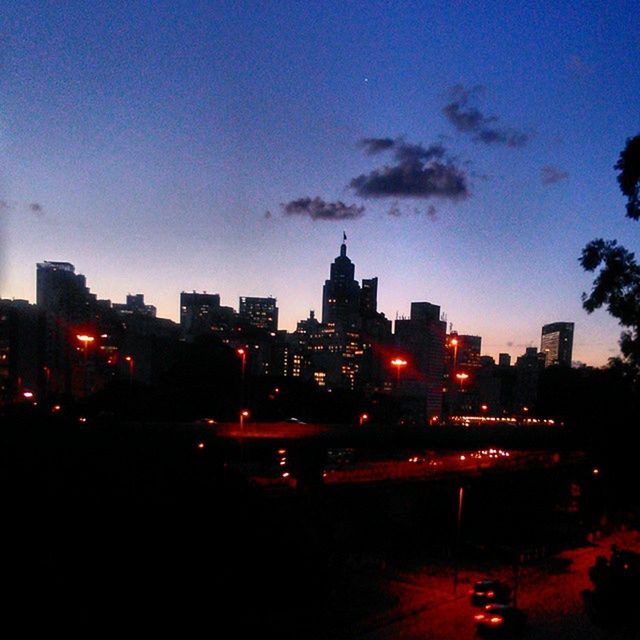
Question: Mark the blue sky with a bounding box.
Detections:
[1,1,639,364]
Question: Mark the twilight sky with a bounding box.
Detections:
[1,1,639,365]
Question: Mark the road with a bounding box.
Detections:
[352,531,640,640]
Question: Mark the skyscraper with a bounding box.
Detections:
[541,322,574,367]
[394,302,447,422]
[322,240,361,327]
[239,296,279,332]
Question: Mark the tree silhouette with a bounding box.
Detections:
[581,135,640,381]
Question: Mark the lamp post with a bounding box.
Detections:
[237,347,247,406]
[390,358,408,387]
[450,337,459,376]
[239,409,249,434]
[76,334,95,395]
[124,355,134,388]
[455,372,469,389]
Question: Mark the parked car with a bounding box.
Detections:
[470,579,512,606]
[474,604,527,635]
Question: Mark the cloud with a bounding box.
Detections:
[443,85,529,147]
[264,210,272,219]
[360,138,396,155]
[281,196,365,221]
[541,165,569,185]
[350,137,469,200]
[29,202,44,215]
[387,202,438,219]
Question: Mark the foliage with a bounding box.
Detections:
[581,135,640,381]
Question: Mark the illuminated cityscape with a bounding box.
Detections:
[2,3,639,639]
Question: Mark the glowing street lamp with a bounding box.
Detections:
[390,358,408,386]
[76,334,95,395]
[455,372,469,389]
[359,413,369,427]
[449,337,459,375]
[239,409,250,434]
[124,355,134,386]
[76,334,95,359]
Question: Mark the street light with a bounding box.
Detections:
[76,334,95,395]
[450,337,459,375]
[359,413,369,427]
[455,372,469,389]
[239,409,250,434]
[124,355,134,387]
[390,358,408,386]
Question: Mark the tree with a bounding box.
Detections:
[580,135,640,382]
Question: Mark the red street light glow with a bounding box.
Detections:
[76,334,95,343]
[23,391,34,399]
[455,373,469,381]
[390,358,407,367]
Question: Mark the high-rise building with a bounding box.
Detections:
[395,302,447,422]
[239,296,278,332]
[541,322,574,367]
[322,241,361,327]
[36,261,97,323]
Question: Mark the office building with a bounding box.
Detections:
[541,322,574,367]
[239,297,278,332]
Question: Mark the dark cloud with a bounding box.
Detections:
[443,84,529,148]
[281,197,365,221]
[351,137,469,200]
[541,165,569,185]
[387,203,438,219]
[359,138,396,155]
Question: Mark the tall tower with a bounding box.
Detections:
[321,238,361,327]
[541,322,574,367]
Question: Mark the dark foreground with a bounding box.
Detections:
[2,418,638,637]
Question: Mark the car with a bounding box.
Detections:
[474,604,527,635]
[470,579,512,607]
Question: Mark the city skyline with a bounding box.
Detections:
[25,245,575,367]
[2,2,639,367]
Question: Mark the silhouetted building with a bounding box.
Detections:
[515,346,545,410]
[239,296,278,332]
[498,353,511,368]
[394,302,446,422]
[322,241,361,328]
[0,299,46,405]
[180,291,236,338]
[113,294,156,317]
[541,322,574,367]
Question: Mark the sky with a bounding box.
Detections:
[1,1,639,366]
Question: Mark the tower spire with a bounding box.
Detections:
[340,230,347,256]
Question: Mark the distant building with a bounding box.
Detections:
[498,353,511,368]
[239,296,278,332]
[541,322,574,367]
[0,299,46,405]
[113,294,156,317]
[322,241,361,327]
[37,261,98,323]
[515,347,545,410]
[180,291,235,338]
[395,302,447,422]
